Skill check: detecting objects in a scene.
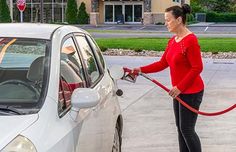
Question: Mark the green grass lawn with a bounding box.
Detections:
[95,38,236,52]
[87,29,155,34]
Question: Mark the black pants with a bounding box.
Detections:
[173,90,204,152]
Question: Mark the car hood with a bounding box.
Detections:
[0,114,38,150]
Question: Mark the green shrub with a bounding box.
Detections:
[206,12,236,22]
[155,22,164,25]
[0,0,11,23]
[187,14,195,22]
[186,13,198,25]
[78,2,89,24]
[134,48,143,52]
[66,0,78,24]
[212,51,218,54]
[99,46,107,52]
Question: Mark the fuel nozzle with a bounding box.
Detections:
[122,67,140,83]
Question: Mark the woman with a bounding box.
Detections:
[132,4,204,152]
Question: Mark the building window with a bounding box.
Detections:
[12,0,67,23]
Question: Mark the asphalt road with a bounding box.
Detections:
[77,23,236,38]
[91,32,236,38]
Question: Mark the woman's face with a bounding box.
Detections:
[164,11,181,33]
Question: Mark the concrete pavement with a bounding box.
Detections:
[105,56,236,152]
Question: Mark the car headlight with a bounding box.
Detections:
[1,135,37,152]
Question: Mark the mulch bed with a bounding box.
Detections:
[103,49,236,59]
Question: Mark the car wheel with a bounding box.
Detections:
[112,125,121,152]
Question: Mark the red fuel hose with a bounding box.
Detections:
[123,67,236,116]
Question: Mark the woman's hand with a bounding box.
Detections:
[131,68,141,76]
[169,86,181,98]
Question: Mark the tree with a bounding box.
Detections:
[192,0,233,13]
[190,0,205,14]
[0,0,11,23]
[211,0,231,13]
[66,0,78,24]
[78,2,89,24]
[232,3,236,12]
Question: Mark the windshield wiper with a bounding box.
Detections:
[0,106,24,115]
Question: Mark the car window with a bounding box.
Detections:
[75,36,101,85]
[86,35,105,70]
[0,37,48,108]
[58,37,86,116]
[0,38,46,68]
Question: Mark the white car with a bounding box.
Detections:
[0,23,123,152]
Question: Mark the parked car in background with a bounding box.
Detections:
[0,23,123,152]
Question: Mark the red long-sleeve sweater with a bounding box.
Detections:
[140,33,204,94]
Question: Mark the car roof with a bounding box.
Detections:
[0,23,88,40]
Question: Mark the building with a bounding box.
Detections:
[87,0,189,25]
[9,0,67,23]
[8,0,189,24]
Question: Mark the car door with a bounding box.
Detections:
[85,35,121,150]
[54,36,102,152]
[74,34,118,152]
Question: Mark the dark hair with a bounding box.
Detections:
[165,4,191,24]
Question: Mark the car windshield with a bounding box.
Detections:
[0,38,49,114]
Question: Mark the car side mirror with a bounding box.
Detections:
[109,65,124,80]
[71,88,100,111]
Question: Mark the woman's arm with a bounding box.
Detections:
[139,38,174,74]
[140,50,169,73]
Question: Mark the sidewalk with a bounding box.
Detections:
[106,56,236,152]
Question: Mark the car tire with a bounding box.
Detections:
[112,124,121,152]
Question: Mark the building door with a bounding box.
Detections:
[105,5,113,22]
[125,4,143,23]
[134,5,143,22]
[124,5,132,22]
[114,5,123,23]
[104,2,143,24]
